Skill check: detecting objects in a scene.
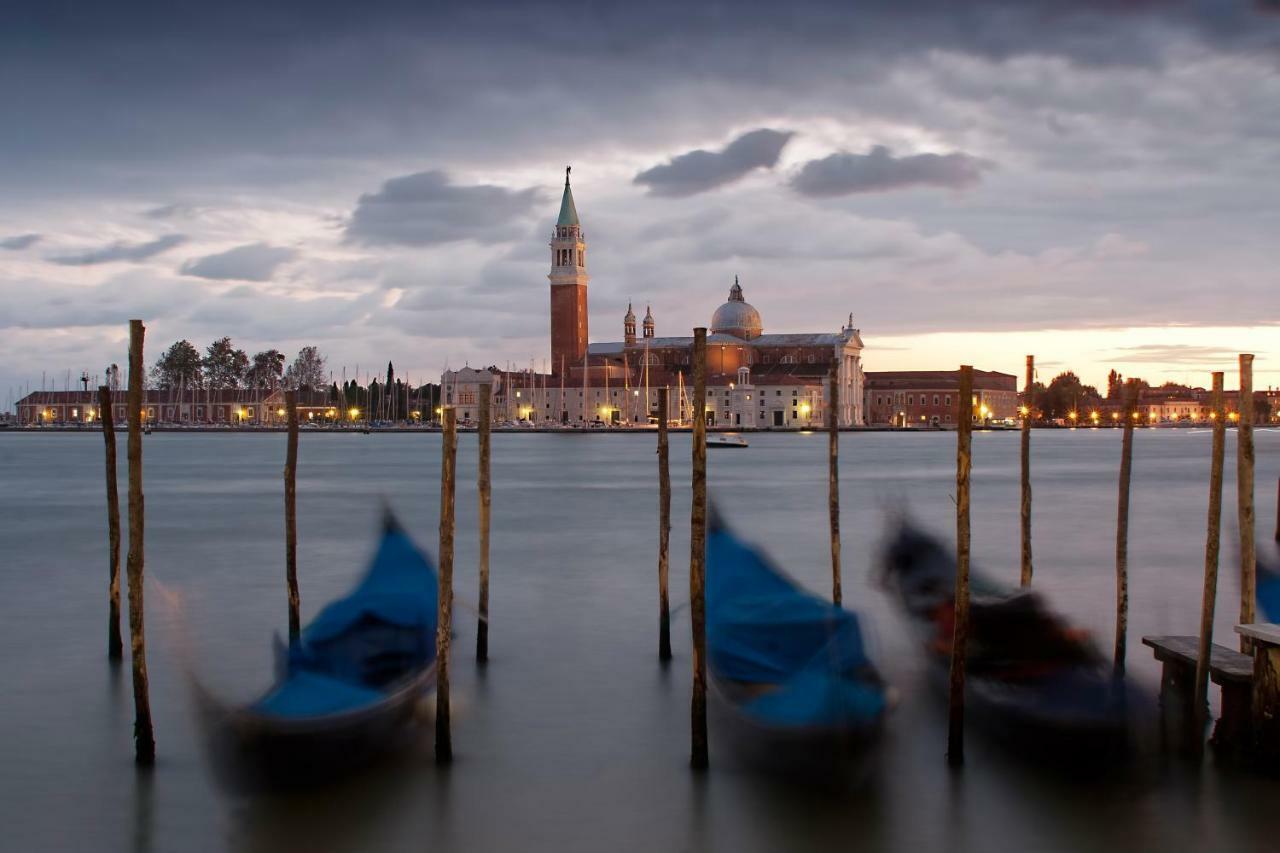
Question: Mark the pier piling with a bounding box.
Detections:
[1114,380,1138,678]
[125,320,155,766]
[947,365,973,767]
[477,385,491,664]
[690,328,709,770]
[828,370,842,606]
[284,389,300,643]
[1021,355,1034,587]
[1193,372,1226,753]
[436,407,457,763]
[657,386,672,663]
[1238,354,1256,653]
[99,385,123,662]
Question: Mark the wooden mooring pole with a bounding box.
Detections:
[1192,372,1226,753]
[1238,353,1256,653]
[284,389,300,643]
[1020,354,1034,587]
[99,385,123,662]
[125,320,155,766]
[477,384,492,664]
[947,365,974,767]
[828,370,842,606]
[657,386,672,662]
[1114,380,1138,678]
[690,329,709,770]
[436,407,457,763]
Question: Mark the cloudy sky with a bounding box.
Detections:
[2,1,1278,401]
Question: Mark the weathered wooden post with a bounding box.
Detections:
[436,407,457,763]
[284,390,300,643]
[476,384,492,663]
[828,370,842,606]
[1114,380,1138,678]
[657,386,672,662]
[1238,353,1256,653]
[690,328,709,769]
[948,365,974,767]
[1237,623,1280,766]
[1020,355,1034,587]
[1192,372,1226,752]
[125,320,155,765]
[99,385,123,662]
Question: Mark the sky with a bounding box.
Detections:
[2,1,1278,403]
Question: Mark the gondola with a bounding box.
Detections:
[1259,544,1280,622]
[879,521,1135,754]
[705,509,889,765]
[195,513,438,788]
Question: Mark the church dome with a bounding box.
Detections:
[710,277,763,339]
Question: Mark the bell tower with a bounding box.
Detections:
[549,166,589,373]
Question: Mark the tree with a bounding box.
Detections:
[1034,371,1103,419]
[204,337,248,389]
[245,349,286,389]
[151,340,202,389]
[290,346,327,391]
[1106,369,1123,401]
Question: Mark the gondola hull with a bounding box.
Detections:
[881,522,1137,758]
[709,674,886,775]
[196,666,435,789]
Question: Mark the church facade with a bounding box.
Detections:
[442,169,866,427]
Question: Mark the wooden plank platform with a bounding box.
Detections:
[1142,635,1253,683]
[1236,623,1280,646]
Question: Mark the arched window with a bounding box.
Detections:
[780,354,796,365]
[644,352,662,366]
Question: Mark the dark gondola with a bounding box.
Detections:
[879,520,1137,756]
[706,509,889,766]
[196,513,438,789]
[1259,543,1280,622]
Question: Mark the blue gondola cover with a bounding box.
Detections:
[706,522,886,730]
[250,520,438,719]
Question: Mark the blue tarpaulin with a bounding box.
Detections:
[1259,549,1280,622]
[706,519,886,730]
[251,519,438,719]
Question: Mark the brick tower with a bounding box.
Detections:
[549,166,589,374]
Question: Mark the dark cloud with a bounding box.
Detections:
[48,234,187,265]
[345,170,541,246]
[0,233,40,250]
[1105,344,1262,365]
[791,146,991,197]
[180,242,297,281]
[633,129,795,197]
[142,203,199,220]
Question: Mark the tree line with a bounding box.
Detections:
[151,338,326,391]
[1029,368,1272,420]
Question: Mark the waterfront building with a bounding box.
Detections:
[864,370,1019,427]
[15,388,335,425]
[444,168,867,427]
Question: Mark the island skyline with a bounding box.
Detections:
[2,2,1276,401]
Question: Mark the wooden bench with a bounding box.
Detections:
[1236,623,1280,764]
[1142,634,1253,752]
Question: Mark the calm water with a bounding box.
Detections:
[2,428,1279,852]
